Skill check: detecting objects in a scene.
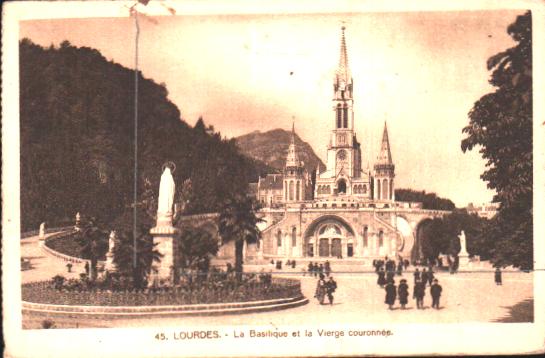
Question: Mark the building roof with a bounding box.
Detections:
[285,123,302,168]
[376,121,393,165]
[248,182,258,196]
[259,174,284,190]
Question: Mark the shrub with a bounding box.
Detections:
[23,274,302,306]
[41,319,55,329]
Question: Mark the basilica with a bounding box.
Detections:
[244,27,444,263]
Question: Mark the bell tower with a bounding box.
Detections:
[373,122,395,201]
[283,124,305,202]
[325,27,359,185]
[315,26,368,199]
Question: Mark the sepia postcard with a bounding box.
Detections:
[2,0,545,357]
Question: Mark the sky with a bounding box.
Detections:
[19,9,524,207]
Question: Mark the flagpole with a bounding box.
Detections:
[133,8,140,269]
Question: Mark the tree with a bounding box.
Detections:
[112,226,162,288]
[218,194,261,279]
[19,39,263,232]
[461,12,532,269]
[175,227,219,273]
[417,210,488,263]
[75,217,108,281]
[394,189,455,210]
[111,177,163,288]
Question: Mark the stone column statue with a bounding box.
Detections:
[108,230,116,252]
[75,212,81,231]
[150,164,179,286]
[39,222,46,240]
[457,230,470,269]
[105,231,117,272]
[157,166,176,227]
[458,230,468,255]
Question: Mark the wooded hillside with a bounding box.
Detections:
[20,39,269,231]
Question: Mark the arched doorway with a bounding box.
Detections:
[303,215,355,258]
[318,224,342,257]
[413,219,433,264]
[337,179,347,194]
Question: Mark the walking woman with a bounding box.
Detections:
[315,273,327,305]
[385,279,397,310]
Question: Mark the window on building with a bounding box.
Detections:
[382,178,388,200]
[343,105,348,128]
[336,104,342,128]
[347,243,354,257]
[390,179,394,200]
[322,204,327,208]
[377,180,381,200]
[363,185,367,194]
[277,230,282,247]
[289,181,294,201]
[363,226,368,247]
[296,181,300,201]
[379,230,384,247]
[291,227,297,247]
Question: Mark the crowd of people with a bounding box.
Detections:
[375,256,443,310]
[304,253,510,310]
[307,260,331,277]
[309,261,337,305]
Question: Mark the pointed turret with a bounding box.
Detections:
[283,124,306,202]
[373,121,395,201]
[377,121,393,165]
[285,122,301,168]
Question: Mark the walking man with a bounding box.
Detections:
[427,268,434,287]
[421,268,428,286]
[386,270,395,284]
[324,260,331,277]
[377,267,386,287]
[396,261,403,276]
[398,279,409,309]
[413,268,421,284]
[326,276,337,305]
[495,267,503,285]
[413,279,425,309]
[430,279,442,309]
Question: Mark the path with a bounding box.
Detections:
[21,233,86,283]
[20,232,533,328]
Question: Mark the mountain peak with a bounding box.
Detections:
[235,128,325,175]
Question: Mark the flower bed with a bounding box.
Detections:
[44,231,107,261]
[22,277,303,306]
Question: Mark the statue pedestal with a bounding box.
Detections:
[458,251,470,270]
[104,251,116,272]
[150,225,179,285]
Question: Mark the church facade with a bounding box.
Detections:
[248,28,446,263]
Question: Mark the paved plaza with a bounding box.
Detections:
[21,233,533,328]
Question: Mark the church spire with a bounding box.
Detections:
[377,121,393,165]
[336,26,351,86]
